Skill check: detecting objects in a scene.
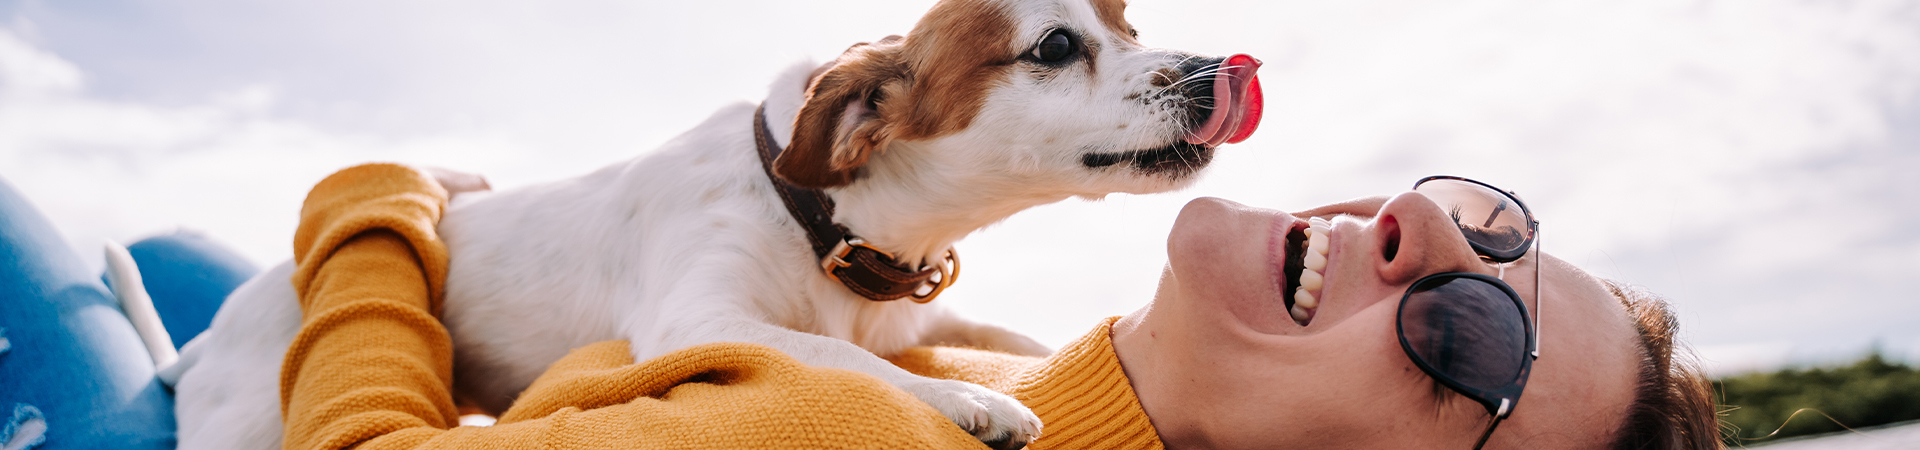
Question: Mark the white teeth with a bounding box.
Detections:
[1290,217,1335,327]
[1299,268,1322,292]
[1294,288,1318,309]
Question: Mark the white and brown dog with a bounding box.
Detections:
[156,0,1262,448]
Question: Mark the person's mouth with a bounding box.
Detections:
[1281,216,1332,326]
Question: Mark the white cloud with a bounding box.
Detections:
[0,28,524,272]
[0,28,76,93]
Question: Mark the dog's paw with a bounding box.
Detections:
[902,378,1042,450]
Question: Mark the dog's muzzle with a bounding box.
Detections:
[1179,53,1264,147]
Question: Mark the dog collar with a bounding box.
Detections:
[753,104,959,303]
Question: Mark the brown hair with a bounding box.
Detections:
[1602,279,1724,449]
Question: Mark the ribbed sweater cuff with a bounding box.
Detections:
[292,163,449,314]
[1013,317,1163,449]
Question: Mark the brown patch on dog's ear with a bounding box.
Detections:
[894,0,1017,140]
[779,0,1017,188]
[1092,0,1138,44]
[779,39,909,188]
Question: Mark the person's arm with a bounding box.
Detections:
[279,163,987,450]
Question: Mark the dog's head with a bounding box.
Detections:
[775,0,1262,196]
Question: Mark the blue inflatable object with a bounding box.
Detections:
[0,177,177,449]
[104,231,257,349]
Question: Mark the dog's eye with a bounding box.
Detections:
[1032,30,1074,63]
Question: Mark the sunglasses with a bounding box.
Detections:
[1400,176,1541,450]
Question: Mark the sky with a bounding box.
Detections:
[1,0,1916,376]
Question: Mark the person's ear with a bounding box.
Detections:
[776,36,908,188]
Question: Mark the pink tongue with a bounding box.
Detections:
[1185,54,1265,146]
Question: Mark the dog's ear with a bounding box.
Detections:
[778,37,908,188]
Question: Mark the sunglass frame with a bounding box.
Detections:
[1395,272,1536,449]
[1405,176,1543,449]
[1413,175,1538,264]
[1395,272,1536,417]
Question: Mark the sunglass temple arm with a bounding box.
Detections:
[1531,222,1541,360]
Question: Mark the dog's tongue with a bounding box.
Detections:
[1185,54,1264,146]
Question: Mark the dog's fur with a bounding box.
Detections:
[166,0,1252,447]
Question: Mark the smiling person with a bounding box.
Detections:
[284,164,1719,450]
[1097,181,1719,449]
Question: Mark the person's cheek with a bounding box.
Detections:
[1348,303,1486,448]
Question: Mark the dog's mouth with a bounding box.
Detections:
[1185,54,1264,147]
[1078,54,1263,178]
[1079,141,1216,177]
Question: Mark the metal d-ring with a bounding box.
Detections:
[910,248,960,303]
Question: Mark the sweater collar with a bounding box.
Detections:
[1012,317,1164,450]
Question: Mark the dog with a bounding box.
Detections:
[155,0,1262,448]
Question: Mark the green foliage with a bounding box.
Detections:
[1714,352,1920,446]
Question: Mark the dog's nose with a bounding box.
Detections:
[1172,55,1231,131]
[1174,55,1230,100]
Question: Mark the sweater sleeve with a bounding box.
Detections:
[279,163,987,450]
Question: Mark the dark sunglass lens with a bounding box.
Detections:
[1415,179,1531,260]
[1401,276,1529,390]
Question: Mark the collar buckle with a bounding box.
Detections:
[821,237,884,280]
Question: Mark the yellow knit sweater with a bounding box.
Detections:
[280,163,1163,450]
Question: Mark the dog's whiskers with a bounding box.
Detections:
[1146,64,1251,99]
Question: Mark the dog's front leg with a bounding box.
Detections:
[915,307,1053,357]
[644,315,1042,449]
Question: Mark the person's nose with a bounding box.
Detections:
[1368,192,1489,286]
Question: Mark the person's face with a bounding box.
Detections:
[1111,194,1640,450]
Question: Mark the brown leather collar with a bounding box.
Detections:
[753,104,958,302]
